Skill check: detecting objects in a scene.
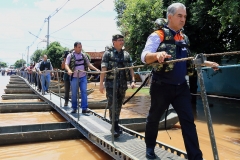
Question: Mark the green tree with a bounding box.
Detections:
[14,59,26,68]
[42,41,68,69]
[31,49,43,63]
[115,0,164,68]
[115,0,240,64]
[208,0,240,31]
[0,62,7,68]
[182,0,240,63]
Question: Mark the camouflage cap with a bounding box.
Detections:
[112,34,124,41]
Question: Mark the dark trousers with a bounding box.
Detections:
[64,80,70,102]
[145,81,203,160]
[37,74,42,90]
[106,87,126,121]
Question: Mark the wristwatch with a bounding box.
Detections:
[131,80,136,83]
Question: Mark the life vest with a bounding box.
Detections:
[69,52,88,72]
[153,27,195,76]
[39,61,51,71]
[105,45,132,80]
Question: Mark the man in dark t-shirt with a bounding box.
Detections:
[61,50,71,106]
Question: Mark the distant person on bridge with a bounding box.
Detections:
[65,42,99,114]
[141,3,219,159]
[37,55,53,95]
[99,34,136,138]
[20,64,26,77]
[27,63,34,83]
[34,58,42,92]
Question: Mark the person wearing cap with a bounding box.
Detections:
[99,34,136,138]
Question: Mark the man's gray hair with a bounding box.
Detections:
[166,3,186,20]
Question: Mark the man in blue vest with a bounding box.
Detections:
[37,55,53,95]
[141,3,219,159]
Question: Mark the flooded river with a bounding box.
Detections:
[88,83,240,160]
[0,75,240,159]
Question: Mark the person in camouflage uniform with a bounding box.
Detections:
[99,34,136,138]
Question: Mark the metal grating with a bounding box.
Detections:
[18,76,187,160]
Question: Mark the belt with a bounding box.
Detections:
[152,80,185,86]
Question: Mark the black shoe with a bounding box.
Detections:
[146,148,156,159]
[64,101,68,106]
[82,109,90,113]
[110,127,120,138]
[46,90,49,93]
[114,131,120,138]
[70,109,77,113]
[115,121,123,135]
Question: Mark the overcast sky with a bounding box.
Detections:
[0,0,119,65]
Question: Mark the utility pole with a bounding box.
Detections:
[21,53,23,67]
[47,16,50,48]
[27,46,29,66]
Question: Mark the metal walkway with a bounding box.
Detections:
[18,76,187,160]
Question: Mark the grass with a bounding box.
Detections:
[126,88,150,95]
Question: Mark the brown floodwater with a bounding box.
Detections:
[0,139,112,160]
[1,76,240,160]
[88,83,240,160]
[0,76,112,160]
[0,111,66,126]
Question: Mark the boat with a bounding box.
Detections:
[199,64,240,97]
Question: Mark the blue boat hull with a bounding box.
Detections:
[198,65,240,97]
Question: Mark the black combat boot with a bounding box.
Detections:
[110,121,121,138]
[115,121,123,135]
[146,147,156,159]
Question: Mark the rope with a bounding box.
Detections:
[29,51,240,75]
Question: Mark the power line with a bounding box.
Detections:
[50,0,105,35]
[28,31,44,41]
[28,20,46,47]
[49,0,70,18]
[27,0,70,48]
[50,37,72,47]
[50,35,109,41]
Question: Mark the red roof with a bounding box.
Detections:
[86,51,104,60]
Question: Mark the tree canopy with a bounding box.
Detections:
[0,61,7,68]
[30,41,68,69]
[115,0,164,68]
[114,0,240,65]
[30,49,43,63]
[42,42,68,69]
[14,59,26,68]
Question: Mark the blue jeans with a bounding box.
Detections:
[71,76,88,110]
[41,74,51,92]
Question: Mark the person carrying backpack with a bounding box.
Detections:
[37,55,54,95]
[99,34,136,138]
[141,3,219,159]
[65,42,100,114]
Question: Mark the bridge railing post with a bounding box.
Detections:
[112,67,118,144]
[193,53,219,160]
[77,70,80,121]
[49,70,52,100]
